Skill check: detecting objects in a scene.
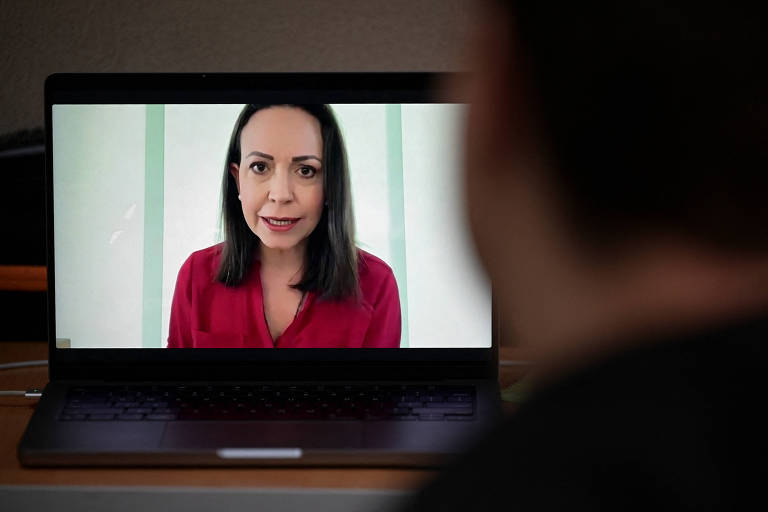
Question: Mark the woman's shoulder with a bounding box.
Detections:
[187,242,224,261]
[179,242,225,277]
[357,249,393,276]
[356,249,397,291]
[355,249,399,310]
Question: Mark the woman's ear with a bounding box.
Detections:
[229,163,240,193]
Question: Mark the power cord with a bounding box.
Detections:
[0,389,43,398]
[499,360,533,366]
[0,359,48,400]
[0,359,48,370]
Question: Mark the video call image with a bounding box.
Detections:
[52,103,491,349]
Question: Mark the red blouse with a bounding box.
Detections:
[167,244,401,348]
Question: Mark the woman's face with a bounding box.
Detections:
[230,106,325,253]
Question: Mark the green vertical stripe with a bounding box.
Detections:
[142,105,165,348]
[385,104,409,348]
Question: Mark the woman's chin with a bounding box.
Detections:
[256,234,302,252]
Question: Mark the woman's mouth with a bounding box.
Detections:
[261,217,300,232]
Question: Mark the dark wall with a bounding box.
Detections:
[0,132,46,341]
[0,0,471,135]
[1,134,45,265]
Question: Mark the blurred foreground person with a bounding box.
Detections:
[408,1,768,510]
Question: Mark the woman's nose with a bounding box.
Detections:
[268,169,293,203]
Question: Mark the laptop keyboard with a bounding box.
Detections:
[59,384,476,422]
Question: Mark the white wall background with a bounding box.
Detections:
[402,105,491,348]
[53,105,147,348]
[332,105,392,264]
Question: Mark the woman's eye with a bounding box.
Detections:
[250,161,267,173]
[298,165,317,178]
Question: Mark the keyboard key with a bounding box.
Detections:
[145,414,178,421]
[446,396,473,403]
[153,408,180,414]
[116,402,142,408]
[326,413,359,420]
[77,408,126,415]
[88,414,115,421]
[70,399,109,406]
[396,402,425,408]
[60,414,87,421]
[117,414,144,421]
[418,414,445,421]
[412,407,473,416]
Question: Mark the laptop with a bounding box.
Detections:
[18,73,501,466]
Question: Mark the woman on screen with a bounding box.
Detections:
[167,104,401,348]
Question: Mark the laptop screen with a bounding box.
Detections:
[48,76,491,351]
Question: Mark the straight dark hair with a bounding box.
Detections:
[216,104,359,301]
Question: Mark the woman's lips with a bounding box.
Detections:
[261,216,300,232]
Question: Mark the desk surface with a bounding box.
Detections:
[0,341,530,489]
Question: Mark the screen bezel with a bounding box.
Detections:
[45,72,498,382]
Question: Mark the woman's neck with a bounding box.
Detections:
[259,242,306,283]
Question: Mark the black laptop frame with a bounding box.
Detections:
[44,72,498,382]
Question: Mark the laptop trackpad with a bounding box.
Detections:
[161,422,363,450]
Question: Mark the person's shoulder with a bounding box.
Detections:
[357,249,392,274]
[356,249,397,303]
[357,248,395,281]
[179,242,225,277]
[186,243,224,263]
[549,313,768,399]
[408,318,768,511]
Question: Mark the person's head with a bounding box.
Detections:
[218,104,358,300]
[230,106,324,253]
[461,2,768,351]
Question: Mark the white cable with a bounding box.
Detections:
[0,360,48,370]
[0,389,42,398]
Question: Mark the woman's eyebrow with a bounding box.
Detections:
[245,150,274,160]
[292,155,322,163]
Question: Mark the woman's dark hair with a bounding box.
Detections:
[216,104,358,301]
